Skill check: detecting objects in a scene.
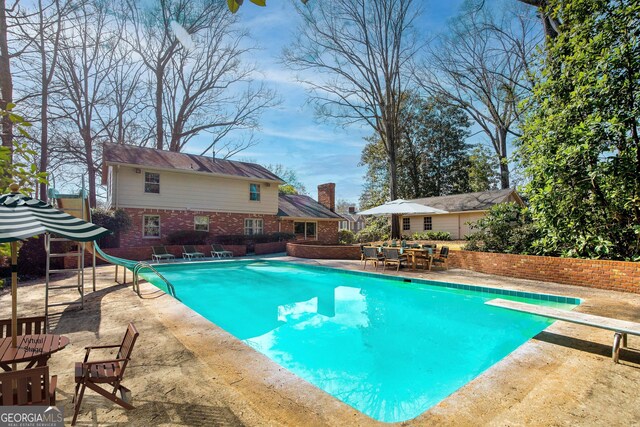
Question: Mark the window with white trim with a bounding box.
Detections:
[249,183,261,201]
[194,216,209,232]
[423,216,432,231]
[144,172,160,194]
[244,218,263,235]
[143,215,160,238]
[402,217,411,231]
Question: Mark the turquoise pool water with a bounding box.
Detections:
[141,260,579,423]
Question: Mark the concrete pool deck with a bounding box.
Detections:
[1,257,639,426]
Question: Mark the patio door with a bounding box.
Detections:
[294,221,317,240]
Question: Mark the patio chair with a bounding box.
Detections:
[382,248,408,271]
[362,247,384,270]
[211,244,233,259]
[71,323,139,426]
[182,245,205,260]
[152,246,175,263]
[0,366,57,405]
[0,315,46,337]
[432,246,449,270]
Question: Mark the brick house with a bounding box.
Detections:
[337,207,365,234]
[101,144,343,248]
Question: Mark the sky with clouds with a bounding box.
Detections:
[185,0,466,205]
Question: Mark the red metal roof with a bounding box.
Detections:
[102,143,283,182]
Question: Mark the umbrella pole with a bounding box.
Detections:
[10,240,17,348]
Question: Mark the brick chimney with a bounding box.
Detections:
[317,183,336,212]
[348,206,356,214]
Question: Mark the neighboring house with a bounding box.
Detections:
[400,189,524,239]
[101,143,342,247]
[338,207,365,234]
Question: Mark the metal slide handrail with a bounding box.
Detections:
[132,262,178,299]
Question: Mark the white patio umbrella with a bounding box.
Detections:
[0,183,111,348]
[358,199,448,215]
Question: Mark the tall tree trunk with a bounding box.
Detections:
[0,0,13,163]
[81,127,96,207]
[39,85,48,201]
[497,126,510,188]
[387,128,401,239]
[155,68,163,150]
[499,156,510,189]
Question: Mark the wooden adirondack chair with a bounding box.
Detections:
[72,323,139,426]
[0,366,57,405]
[0,316,47,337]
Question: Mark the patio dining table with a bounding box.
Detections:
[0,334,70,371]
[402,248,434,270]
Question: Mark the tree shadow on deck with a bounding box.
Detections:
[48,283,130,339]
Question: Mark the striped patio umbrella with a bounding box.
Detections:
[0,184,111,347]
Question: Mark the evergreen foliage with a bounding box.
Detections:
[464,203,538,254]
[519,0,640,260]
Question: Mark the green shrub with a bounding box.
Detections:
[355,217,390,243]
[338,229,356,245]
[215,234,247,245]
[411,231,451,241]
[167,230,210,245]
[464,203,538,254]
[91,208,132,248]
[91,208,132,232]
[217,233,295,245]
[271,232,296,242]
[16,237,65,278]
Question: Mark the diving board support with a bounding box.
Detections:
[486,298,640,363]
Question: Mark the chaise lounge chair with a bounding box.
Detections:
[211,244,233,259]
[182,245,205,260]
[152,246,175,263]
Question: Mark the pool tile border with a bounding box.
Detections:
[150,259,581,305]
[295,262,581,305]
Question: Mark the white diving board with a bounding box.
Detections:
[485,298,640,363]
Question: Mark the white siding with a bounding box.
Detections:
[401,212,488,239]
[459,212,485,238]
[113,166,279,214]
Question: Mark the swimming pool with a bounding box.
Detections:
[141,260,579,423]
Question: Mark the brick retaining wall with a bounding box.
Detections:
[285,244,639,294]
[254,241,287,255]
[286,242,360,260]
[448,250,640,294]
